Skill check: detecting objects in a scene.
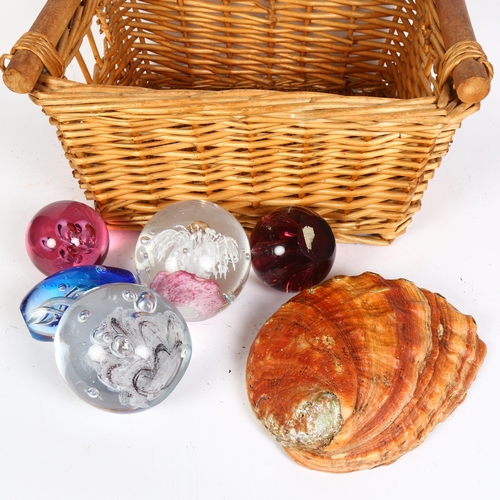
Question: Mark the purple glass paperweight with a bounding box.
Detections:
[54,283,192,412]
[250,206,336,292]
[20,265,136,341]
[26,200,109,275]
[135,201,251,321]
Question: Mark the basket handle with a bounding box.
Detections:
[435,0,492,103]
[2,0,81,94]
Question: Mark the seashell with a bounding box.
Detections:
[246,272,487,473]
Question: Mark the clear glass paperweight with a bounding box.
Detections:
[54,283,192,412]
[135,201,251,321]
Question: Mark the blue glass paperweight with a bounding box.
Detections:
[20,265,136,341]
[54,283,192,412]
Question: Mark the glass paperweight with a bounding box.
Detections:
[250,206,336,292]
[20,265,136,341]
[26,200,109,275]
[54,283,192,412]
[135,201,251,321]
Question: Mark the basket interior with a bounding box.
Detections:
[95,0,439,99]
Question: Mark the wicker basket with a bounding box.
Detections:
[1,0,493,245]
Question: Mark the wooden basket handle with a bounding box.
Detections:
[2,0,81,94]
[435,0,492,103]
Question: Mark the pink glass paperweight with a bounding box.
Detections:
[26,200,109,275]
[135,201,251,321]
[250,206,336,292]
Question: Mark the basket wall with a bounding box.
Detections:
[25,0,488,244]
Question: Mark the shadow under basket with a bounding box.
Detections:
[1,0,493,245]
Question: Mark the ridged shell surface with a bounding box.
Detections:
[246,272,487,473]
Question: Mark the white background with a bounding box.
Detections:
[0,1,498,499]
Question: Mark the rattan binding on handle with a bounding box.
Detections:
[2,0,80,94]
[435,0,492,103]
[438,40,493,102]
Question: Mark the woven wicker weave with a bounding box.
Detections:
[1,0,493,244]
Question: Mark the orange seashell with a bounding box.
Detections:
[246,272,487,473]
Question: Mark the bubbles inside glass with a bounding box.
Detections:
[54,283,192,412]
